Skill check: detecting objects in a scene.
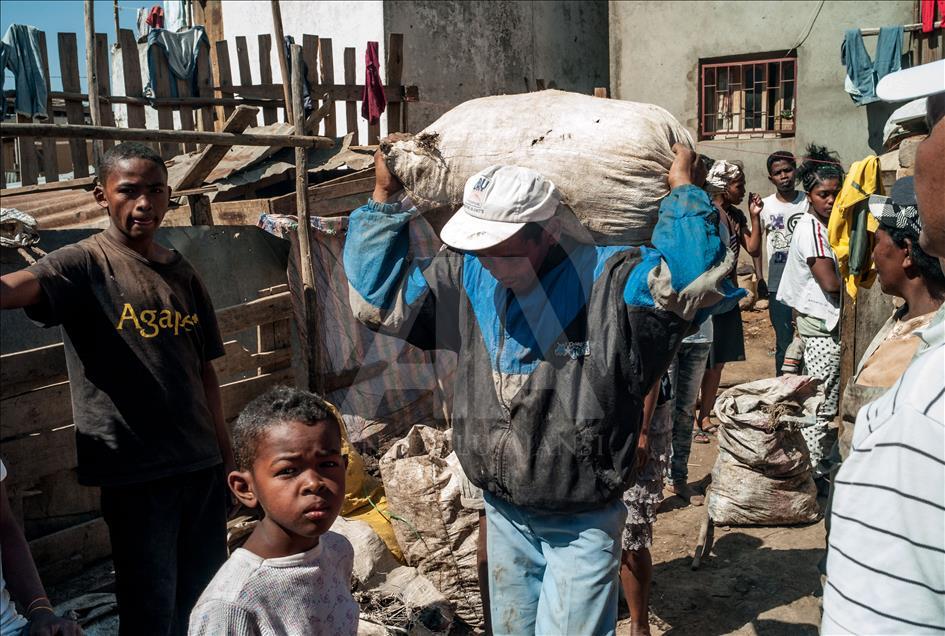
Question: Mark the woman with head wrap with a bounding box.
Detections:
[775,144,844,489]
[693,160,764,445]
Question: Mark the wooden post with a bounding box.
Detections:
[291,43,319,393]
[318,38,336,138]
[386,33,404,134]
[37,31,59,183]
[342,47,358,144]
[258,34,277,125]
[235,36,255,127]
[112,0,121,45]
[84,0,104,170]
[271,0,294,124]
[58,33,89,177]
[119,29,147,131]
[594,87,609,98]
[214,41,235,124]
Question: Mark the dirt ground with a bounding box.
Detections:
[616,306,826,636]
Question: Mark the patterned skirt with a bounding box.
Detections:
[621,402,673,551]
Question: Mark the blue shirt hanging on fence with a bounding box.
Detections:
[841,26,903,106]
[1,24,48,119]
[144,26,208,99]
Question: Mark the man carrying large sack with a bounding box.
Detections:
[343,143,743,635]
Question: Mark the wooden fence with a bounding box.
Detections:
[0,285,294,581]
[2,29,415,187]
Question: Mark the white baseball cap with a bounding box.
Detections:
[877,59,945,102]
[439,165,561,252]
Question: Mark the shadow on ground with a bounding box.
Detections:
[650,533,823,636]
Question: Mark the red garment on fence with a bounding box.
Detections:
[145,5,164,29]
[361,41,387,125]
[921,0,945,32]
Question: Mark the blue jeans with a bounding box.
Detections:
[483,492,627,636]
[768,296,795,375]
[670,341,712,481]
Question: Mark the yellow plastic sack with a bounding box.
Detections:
[341,440,404,562]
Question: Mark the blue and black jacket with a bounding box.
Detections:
[344,185,743,513]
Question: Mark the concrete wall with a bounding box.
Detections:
[385,1,610,131]
[610,0,913,196]
[220,0,386,140]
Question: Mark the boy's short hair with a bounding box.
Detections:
[97,142,168,185]
[232,385,342,470]
[766,151,797,174]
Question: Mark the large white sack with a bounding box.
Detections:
[382,90,694,245]
[707,376,824,526]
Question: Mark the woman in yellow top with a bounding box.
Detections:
[838,177,945,458]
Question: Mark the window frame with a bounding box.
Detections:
[698,53,798,141]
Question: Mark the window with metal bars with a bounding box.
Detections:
[699,55,797,140]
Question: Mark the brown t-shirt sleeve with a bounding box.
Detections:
[190,274,225,362]
[23,244,90,327]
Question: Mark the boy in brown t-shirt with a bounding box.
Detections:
[1,143,234,635]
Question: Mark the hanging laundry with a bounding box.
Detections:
[361,41,387,125]
[164,0,189,33]
[841,26,903,106]
[0,24,48,119]
[143,27,208,99]
[145,5,164,30]
[921,0,945,32]
[828,155,884,299]
[283,36,314,116]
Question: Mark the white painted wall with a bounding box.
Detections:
[220,0,386,139]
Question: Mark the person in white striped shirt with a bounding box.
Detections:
[822,60,945,635]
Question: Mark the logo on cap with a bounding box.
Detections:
[465,176,491,211]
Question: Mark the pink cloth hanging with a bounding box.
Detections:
[361,41,387,125]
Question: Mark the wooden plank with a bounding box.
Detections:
[235,36,255,127]
[216,291,293,337]
[0,175,94,197]
[343,47,359,144]
[0,382,73,441]
[302,34,320,133]
[94,33,115,151]
[84,5,104,168]
[15,114,39,186]
[257,34,277,125]
[176,72,198,153]
[268,176,374,215]
[318,38,336,137]
[213,340,291,380]
[173,105,261,190]
[270,0,294,124]
[37,31,60,183]
[1,123,334,149]
[150,46,180,158]
[57,32,89,177]
[210,198,272,225]
[0,343,67,400]
[195,41,215,136]
[386,33,404,134]
[29,517,110,584]
[221,368,294,421]
[1,423,77,487]
[224,82,414,104]
[257,284,292,374]
[214,40,235,124]
[118,29,146,131]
